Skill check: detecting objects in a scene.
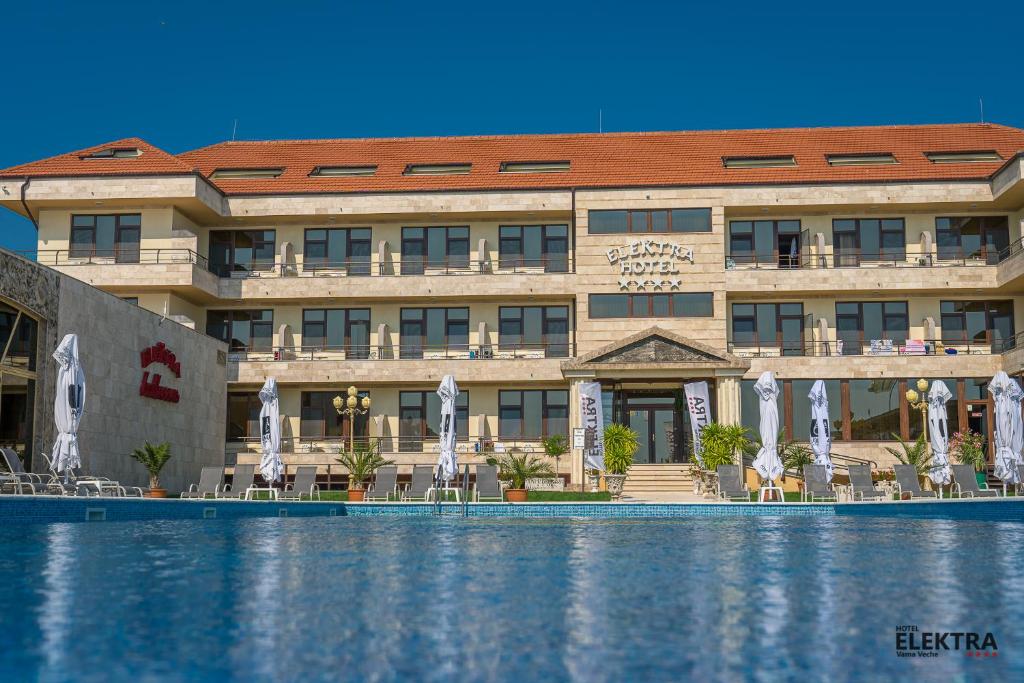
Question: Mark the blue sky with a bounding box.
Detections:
[2,0,1022,252]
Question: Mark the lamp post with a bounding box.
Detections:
[905,378,935,493]
[332,385,372,459]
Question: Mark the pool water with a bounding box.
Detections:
[2,516,1022,682]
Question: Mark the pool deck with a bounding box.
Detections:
[2,494,1024,524]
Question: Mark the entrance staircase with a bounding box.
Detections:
[621,464,696,498]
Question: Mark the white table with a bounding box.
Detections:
[426,486,462,502]
[245,486,278,501]
[758,485,785,502]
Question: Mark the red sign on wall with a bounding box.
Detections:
[140,342,181,403]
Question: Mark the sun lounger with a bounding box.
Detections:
[1017,464,1024,495]
[847,465,889,501]
[279,466,320,501]
[893,465,937,499]
[181,466,224,499]
[403,465,434,501]
[474,464,503,501]
[802,464,837,502]
[365,466,398,501]
[1,448,50,494]
[951,464,999,498]
[41,452,141,497]
[217,464,256,499]
[716,464,750,501]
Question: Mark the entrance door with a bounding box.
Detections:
[624,395,685,463]
[966,403,991,463]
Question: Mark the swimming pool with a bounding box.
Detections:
[2,515,1022,682]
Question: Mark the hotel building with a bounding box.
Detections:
[2,123,1024,493]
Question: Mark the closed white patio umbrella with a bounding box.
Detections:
[927,380,953,495]
[752,371,783,485]
[807,380,833,483]
[436,375,459,484]
[51,334,85,479]
[258,377,283,484]
[990,371,1023,488]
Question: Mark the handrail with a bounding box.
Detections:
[462,463,470,516]
[727,339,998,358]
[23,248,209,268]
[226,341,575,361]
[221,255,575,278]
[724,248,1009,270]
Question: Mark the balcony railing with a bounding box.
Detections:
[221,256,574,279]
[728,339,1002,358]
[27,248,209,269]
[727,246,1019,271]
[226,342,574,362]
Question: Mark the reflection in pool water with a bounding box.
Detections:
[2,516,1023,682]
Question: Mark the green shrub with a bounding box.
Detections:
[603,423,640,475]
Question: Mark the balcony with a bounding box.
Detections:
[30,249,220,298]
[728,339,1003,358]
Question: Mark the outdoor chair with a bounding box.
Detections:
[41,452,141,497]
[403,465,434,501]
[951,464,999,498]
[279,466,320,501]
[893,465,937,499]
[802,464,837,502]
[217,464,256,499]
[473,464,503,502]
[847,465,888,501]
[1017,464,1024,495]
[0,448,49,494]
[716,464,749,501]
[181,466,224,499]
[365,466,398,501]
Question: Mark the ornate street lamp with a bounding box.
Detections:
[333,385,372,459]
[905,378,932,454]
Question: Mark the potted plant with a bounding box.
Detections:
[951,430,987,489]
[542,434,568,485]
[603,423,639,499]
[491,449,554,502]
[695,422,751,497]
[129,441,172,498]
[336,439,392,502]
[884,433,932,498]
[585,468,601,493]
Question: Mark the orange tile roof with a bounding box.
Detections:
[3,124,1023,196]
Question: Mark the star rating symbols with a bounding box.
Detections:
[635,280,647,290]
[618,278,633,290]
[651,280,664,290]
[617,277,683,291]
[667,278,681,290]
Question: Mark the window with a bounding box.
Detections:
[401,227,469,274]
[301,391,369,440]
[835,302,909,355]
[925,151,1002,163]
[498,224,568,271]
[832,218,905,266]
[940,301,1015,349]
[728,220,802,267]
[304,228,371,275]
[588,208,711,234]
[589,293,713,318]
[210,168,283,179]
[909,378,961,440]
[400,308,469,358]
[69,214,141,262]
[226,393,260,441]
[208,230,276,277]
[848,379,901,440]
[826,153,897,166]
[404,164,471,175]
[399,390,469,451]
[309,166,377,177]
[206,310,274,352]
[935,216,1009,263]
[730,303,805,355]
[302,309,371,358]
[499,306,570,357]
[121,297,139,306]
[723,156,796,168]
[499,390,569,439]
[789,379,843,441]
[81,147,141,159]
[499,161,570,173]
[0,302,38,372]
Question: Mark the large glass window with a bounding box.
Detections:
[205,310,274,351]
[589,293,713,318]
[399,308,469,358]
[399,390,469,451]
[940,300,1015,349]
[69,214,141,262]
[498,306,569,357]
[499,390,569,439]
[935,216,1009,263]
[730,303,804,355]
[301,309,371,358]
[300,391,369,440]
[303,228,371,275]
[401,227,469,274]
[833,218,905,266]
[789,379,842,441]
[209,230,276,276]
[835,302,909,355]
[589,208,711,234]
[848,379,901,440]
[728,220,801,268]
[0,303,38,372]
[226,392,260,441]
[498,225,568,272]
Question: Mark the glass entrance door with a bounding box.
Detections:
[623,394,686,463]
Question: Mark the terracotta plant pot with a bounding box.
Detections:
[348,488,365,502]
[147,488,167,498]
[505,488,528,502]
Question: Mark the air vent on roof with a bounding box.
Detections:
[499,161,570,174]
[404,163,472,176]
[925,151,1003,163]
[309,165,377,177]
[81,147,142,159]
[827,153,898,166]
[210,168,284,179]
[722,156,797,169]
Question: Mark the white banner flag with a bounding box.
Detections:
[579,382,605,471]
[684,381,712,467]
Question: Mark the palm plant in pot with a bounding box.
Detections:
[490,449,554,502]
[129,441,172,498]
[603,423,639,499]
[336,439,392,502]
[692,422,750,496]
[884,433,932,497]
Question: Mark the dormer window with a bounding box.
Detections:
[827,153,898,166]
[403,163,471,176]
[210,168,284,179]
[723,156,797,169]
[499,161,570,174]
[81,147,142,159]
[925,151,1003,163]
[309,165,377,177]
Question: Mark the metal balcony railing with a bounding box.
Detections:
[728,338,1001,358]
[26,248,209,268]
[225,341,574,362]
[218,255,574,278]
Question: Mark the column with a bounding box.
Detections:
[715,374,742,425]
